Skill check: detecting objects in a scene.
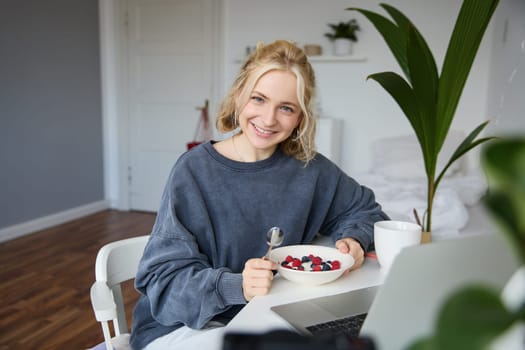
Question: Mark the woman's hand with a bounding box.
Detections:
[242,258,277,301]
[335,237,365,272]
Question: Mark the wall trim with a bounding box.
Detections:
[0,200,110,243]
[99,0,127,209]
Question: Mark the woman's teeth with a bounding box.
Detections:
[253,123,274,134]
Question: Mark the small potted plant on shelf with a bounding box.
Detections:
[324,19,360,56]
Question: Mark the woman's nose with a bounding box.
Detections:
[260,106,277,126]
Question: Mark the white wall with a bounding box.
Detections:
[486,0,525,136]
[222,0,496,174]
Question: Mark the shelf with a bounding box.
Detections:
[234,55,367,64]
[308,55,367,63]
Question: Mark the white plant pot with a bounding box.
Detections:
[333,39,353,56]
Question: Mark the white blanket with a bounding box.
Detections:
[356,132,489,238]
[355,170,487,238]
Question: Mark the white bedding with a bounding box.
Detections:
[355,132,491,239]
[356,171,487,238]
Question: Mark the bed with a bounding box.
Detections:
[354,131,499,239]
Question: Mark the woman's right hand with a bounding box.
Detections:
[242,258,277,301]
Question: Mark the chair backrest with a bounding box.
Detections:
[94,235,149,335]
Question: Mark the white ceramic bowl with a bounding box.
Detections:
[269,245,354,285]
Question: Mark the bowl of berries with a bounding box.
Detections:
[269,245,354,285]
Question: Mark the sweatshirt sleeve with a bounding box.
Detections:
[319,170,390,252]
[135,233,246,329]
[134,162,247,329]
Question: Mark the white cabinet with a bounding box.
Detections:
[316,118,342,166]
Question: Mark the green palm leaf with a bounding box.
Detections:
[406,27,439,176]
[434,121,497,191]
[436,0,499,149]
[347,7,410,79]
[380,3,411,35]
[366,72,427,154]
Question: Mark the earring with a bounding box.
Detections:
[291,128,300,142]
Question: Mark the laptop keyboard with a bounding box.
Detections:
[306,313,368,338]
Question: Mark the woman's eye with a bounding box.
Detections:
[280,105,294,113]
[251,96,264,103]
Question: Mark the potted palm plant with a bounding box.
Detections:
[324,19,360,56]
[348,0,499,240]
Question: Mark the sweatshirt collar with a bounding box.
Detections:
[204,141,286,171]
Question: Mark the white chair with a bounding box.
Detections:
[90,235,149,350]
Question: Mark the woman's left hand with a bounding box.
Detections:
[335,237,364,272]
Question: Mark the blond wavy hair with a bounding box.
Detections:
[216,40,318,163]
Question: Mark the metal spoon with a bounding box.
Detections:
[263,226,284,260]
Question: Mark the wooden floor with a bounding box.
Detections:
[0,210,156,350]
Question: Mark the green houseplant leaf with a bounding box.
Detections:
[348,7,410,79]
[348,0,499,233]
[406,25,439,177]
[482,138,525,262]
[324,20,360,41]
[408,286,518,350]
[437,0,500,149]
[434,286,516,349]
[366,72,422,140]
[434,121,497,192]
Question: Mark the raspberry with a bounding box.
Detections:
[285,255,294,262]
[291,258,302,267]
[311,256,322,265]
[331,260,341,270]
[312,265,322,272]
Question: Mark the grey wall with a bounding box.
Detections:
[0,0,104,228]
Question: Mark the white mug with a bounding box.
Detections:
[374,220,422,271]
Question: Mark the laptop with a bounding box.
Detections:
[271,233,519,350]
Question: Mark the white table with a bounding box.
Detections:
[226,257,385,334]
[184,208,506,349]
[177,257,385,350]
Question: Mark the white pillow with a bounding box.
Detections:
[371,130,466,180]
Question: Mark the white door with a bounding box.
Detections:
[126,0,218,211]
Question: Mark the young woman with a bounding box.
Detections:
[130,40,389,350]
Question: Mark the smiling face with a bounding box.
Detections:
[237,70,302,160]
[216,40,318,163]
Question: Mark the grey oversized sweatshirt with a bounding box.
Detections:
[130,141,388,349]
